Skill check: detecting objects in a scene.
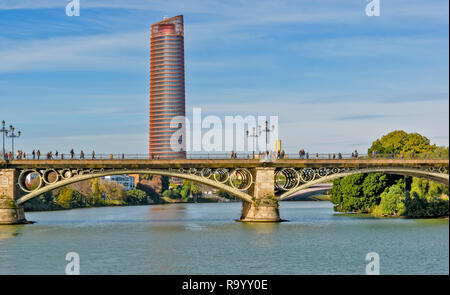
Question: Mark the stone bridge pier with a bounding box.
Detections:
[239,167,281,222]
[0,169,27,225]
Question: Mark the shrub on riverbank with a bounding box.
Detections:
[23,182,149,211]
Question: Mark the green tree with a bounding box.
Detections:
[331,130,447,217]
[126,189,148,205]
[368,130,436,156]
[55,186,83,209]
[90,178,103,205]
[100,180,126,204]
[374,184,405,216]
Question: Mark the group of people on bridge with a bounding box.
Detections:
[2,149,99,160]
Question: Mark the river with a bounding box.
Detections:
[0,202,448,274]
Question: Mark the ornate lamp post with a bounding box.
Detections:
[6,125,21,159]
[262,120,275,155]
[1,120,8,160]
[246,126,261,159]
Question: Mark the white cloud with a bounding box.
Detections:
[0,31,148,72]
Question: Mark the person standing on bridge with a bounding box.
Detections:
[70,149,74,159]
[55,150,59,158]
[32,149,35,160]
[355,150,358,158]
[92,150,95,159]
[37,150,40,160]
[80,150,85,159]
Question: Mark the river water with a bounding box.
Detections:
[0,202,448,275]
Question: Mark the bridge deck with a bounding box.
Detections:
[1,159,448,169]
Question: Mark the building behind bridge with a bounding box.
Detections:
[149,15,186,159]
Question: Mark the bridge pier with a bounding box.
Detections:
[239,167,281,222]
[0,169,27,225]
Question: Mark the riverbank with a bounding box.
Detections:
[285,195,331,201]
[23,195,237,212]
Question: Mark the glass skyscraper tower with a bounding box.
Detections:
[149,15,186,159]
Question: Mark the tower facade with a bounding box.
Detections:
[150,15,186,159]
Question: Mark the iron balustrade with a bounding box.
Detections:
[1,152,448,161]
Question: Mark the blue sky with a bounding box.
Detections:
[0,0,448,154]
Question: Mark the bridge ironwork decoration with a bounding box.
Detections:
[274,166,449,200]
[11,159,449,205]
[14,166,258,205]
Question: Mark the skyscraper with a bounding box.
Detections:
[149,15,186,159]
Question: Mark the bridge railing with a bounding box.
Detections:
[2,152,448,161]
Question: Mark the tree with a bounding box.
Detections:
[374,184,405,216]
[331,130,448,216]
[368,130,436,156]
[126,189,148,205]
[55,186,83,209]
[330,174,366,212]
[90,178,103,205]
[100,180,125,204]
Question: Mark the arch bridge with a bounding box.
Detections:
[0,158,448,224]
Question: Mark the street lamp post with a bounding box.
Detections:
[6,125,21,159]
[262,120,275,155]
[1,120,7,160]
[246,126,261,159]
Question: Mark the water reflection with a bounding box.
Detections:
[241,222,279,235]
[0,202,447,274]
[0,225,21,240]
[148,204,186,220]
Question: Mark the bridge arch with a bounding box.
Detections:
[279,167,449,201]
[15,169,254,205]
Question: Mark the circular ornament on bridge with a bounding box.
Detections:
[60,169,72,179]
[18,169,43,193]
[74,169,84,175]
[42,169,59,185]
[178,168,185,174]
[428,167,435,172]
[201,168,212,178]
[317,167,330,178]
[275,168,299,190]
[331,167,340,174]
[229,168,253,191]
[188,168,197,175]
[213,168,230,183]
[299,168,315,182]
[439,167,447,174]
